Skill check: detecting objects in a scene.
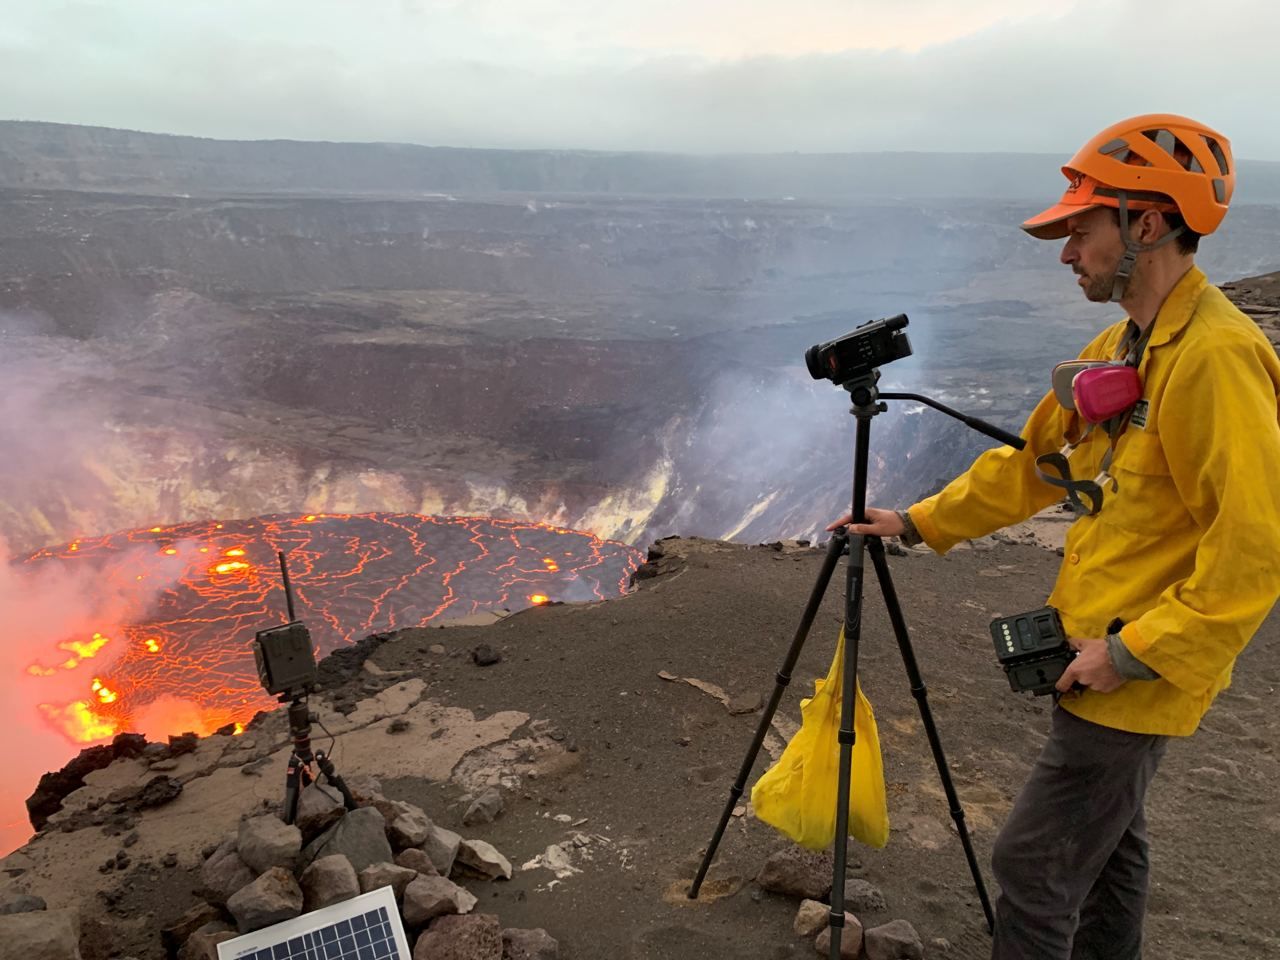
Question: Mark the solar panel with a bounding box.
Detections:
[216,885,411,960]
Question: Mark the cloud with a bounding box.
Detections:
[0,1,1277,157]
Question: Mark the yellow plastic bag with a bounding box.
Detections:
[751,628,889,850]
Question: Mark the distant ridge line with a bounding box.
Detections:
[4,119,1280,202]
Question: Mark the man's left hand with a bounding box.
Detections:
[1055,637,1126,694]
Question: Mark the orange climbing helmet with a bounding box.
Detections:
[1022,113,1235,240]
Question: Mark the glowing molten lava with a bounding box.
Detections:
[23,512,641,746]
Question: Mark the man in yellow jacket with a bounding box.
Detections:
[832,114,1280,958]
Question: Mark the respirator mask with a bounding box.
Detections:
[1035,321,1152,515]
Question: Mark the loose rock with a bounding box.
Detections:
[864,919,924,960]
[814,913,864,959]
[402,875,478,927]
[453,839,513,881]
[757,847,834,901]
[793,899,828,938]
[413,913,502,960]
[502,927,560,960]
[359,862,419,901]
[300,854,361,911]
[238,815,302,875]
[0,906,81,960]
[227,866,304,933]
[462,788,504,827]
[300,807,393,874]
[423,824,462,876]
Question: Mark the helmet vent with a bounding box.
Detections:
[1203,136,1230,176]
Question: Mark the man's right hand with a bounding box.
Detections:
[825,507,907,538]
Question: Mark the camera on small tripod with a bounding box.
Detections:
[989,606,1077,696]
[253,550,356,824]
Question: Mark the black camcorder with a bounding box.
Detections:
[805,314,913,385]
[253,621,318,698]
[989,606,1076,696]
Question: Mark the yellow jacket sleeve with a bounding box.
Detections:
[1120,333,1280,696]
[908,327,1116,554]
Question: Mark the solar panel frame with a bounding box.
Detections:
[216,885,410,960]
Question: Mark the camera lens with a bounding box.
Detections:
[804,343,826,380]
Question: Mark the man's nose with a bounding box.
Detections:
[1060,239,1078,265]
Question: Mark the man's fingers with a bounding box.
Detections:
[1055,663,1080,693]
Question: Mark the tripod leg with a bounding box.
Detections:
[688,533,847,899]
[315,751,358,811]
[867,535,996,933]
[283,754,303,825]
[828,531,867,959]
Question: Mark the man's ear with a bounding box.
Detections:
[1135,209,1164,245]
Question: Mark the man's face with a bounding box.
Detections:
[1059,207,1128,302]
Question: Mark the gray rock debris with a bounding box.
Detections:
[864,918,924,960]
[177,923,237,960]
[237,815,302,875]
[462,787,504,827]
[0,893,47,915]
[0,906,81,960]
[295,784,346,841]
[385,800,433,849]
[301,807,393,874]
[227,866,304,934]
[358,862,418,901]
[452,839,512,881]
[401,875,478,927]
[793,899,828,938]
[844,877,888,914]
[300,854,361,911]
[413,912,501,960]
[502,927,560,960]
[198,839,255,906]
[394,848,439,877]
[423,823,462,876]
[814,912,864,959]
[756,846,834,902]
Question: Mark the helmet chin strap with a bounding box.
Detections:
[1109,192,1186,302]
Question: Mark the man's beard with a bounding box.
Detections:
[1077,256,1138,303]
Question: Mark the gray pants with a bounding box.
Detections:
[991,706,1168,960]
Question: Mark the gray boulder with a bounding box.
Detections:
[413,913,502,960]
[0,893,46,915]
[227,866,304,933]
[238,815,302,875]
[814,913,863,958]
[199,839,255,905]
[452,839,512,881]
[385,800,433,849]
[296,784,346,840]
[865,919,924,960]
[395,848,439,876]
[177,923,237,960]
[301,807,394,874]
[300,854,360,911]
[402,875,478,927]
[462,788,504,827]
[845,877,889,914]
[502,927,560,960]
[423,824,462,876]
[161,902,225,956]
[757,846,834,901]
[0,906,81,960]
[359,862,419,901]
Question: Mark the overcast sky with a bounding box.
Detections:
[2,0,1277,159]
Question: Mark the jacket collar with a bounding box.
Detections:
[1139,265,1208,351]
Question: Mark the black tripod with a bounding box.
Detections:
[281,693,357,825]
[689,370,1024,956]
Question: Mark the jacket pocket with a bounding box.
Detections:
[1104,429,1185,534]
